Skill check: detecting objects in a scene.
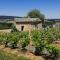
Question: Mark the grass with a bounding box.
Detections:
[0,49,30,60]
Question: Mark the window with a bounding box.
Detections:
[21,26,24,31]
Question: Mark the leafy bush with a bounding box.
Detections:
[11,24,19,32]
[18,31,29,50]
[31,30,46,55]
[0,32,9,46]
[8,32,20,49]
[46,45,59,58]
[0,31,29,50]
[0,32,5,44]
[31,28,60,55]
[45,30,55,44]
[3,33,10,47]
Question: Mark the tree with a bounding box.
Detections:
[27,9,45,22]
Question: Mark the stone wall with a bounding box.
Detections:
[16,23,32,32]
[16,23,42,32]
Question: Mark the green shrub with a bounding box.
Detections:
[0,32,4,44]
[3,33,10,47]
[46,45,59,58]
[0,32,9,46]
[31,28,60,56]
[11,24,18,32]
[18,31,29,50]
[0,31,29,50]
[31,30,46,55]
[8,32,20,49]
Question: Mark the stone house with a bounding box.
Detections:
[14,18,42,31]
[0,16,42,32]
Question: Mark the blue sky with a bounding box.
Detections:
[0,0,60,19]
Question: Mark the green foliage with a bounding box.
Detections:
[8,32,20,49]
[3,33,10,47]
[27,9,45,27]
[31,28,60,56]
[0,31,29,50]
[11,24,18,32]
[31,30,47,55]
[44,28,55,44]
[46,45,59,57]
[27,9,45,20]
[0,32,9,46]
[18,31,29,50]
[0,27,60,57]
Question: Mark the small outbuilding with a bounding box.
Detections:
[14,18,42,31]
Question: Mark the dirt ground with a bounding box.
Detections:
[0,45,45,60]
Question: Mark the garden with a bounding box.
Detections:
[0,28,60,60]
